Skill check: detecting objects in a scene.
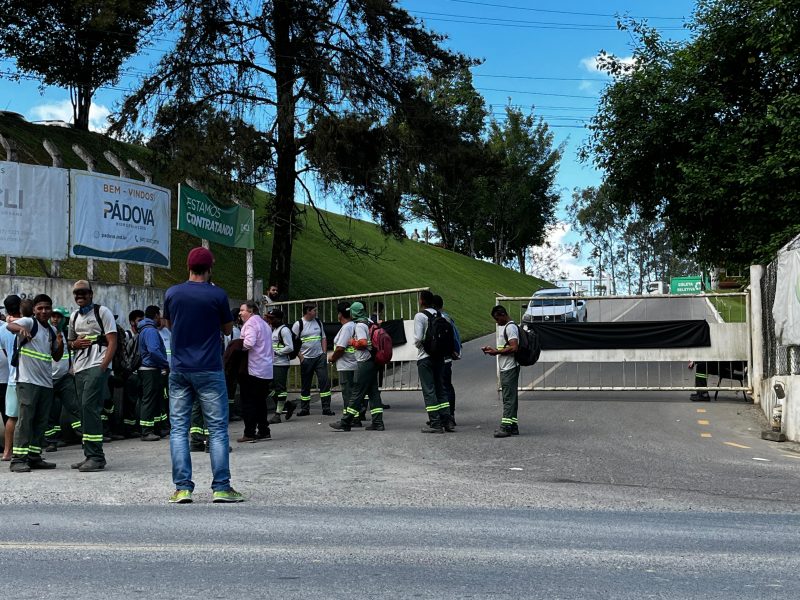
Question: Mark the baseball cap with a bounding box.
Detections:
[187,247,215,271]
[72,280,92,293]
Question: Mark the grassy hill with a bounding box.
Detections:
[0,113,548,339]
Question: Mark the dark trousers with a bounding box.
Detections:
[343,359,383,424]
[417,356,450,428]
[12,382,53,464]
[443,360,456,416]
[500,366,520,428]
[123,373,141,434]
[139,369,162,436]
[46,374,81,441]
[241,374,270,437]
[75,366,108,461]
[299,355,331,407]
[190,399,207,446]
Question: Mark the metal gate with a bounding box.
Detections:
[495,292,751,393]
[277,287,426,393]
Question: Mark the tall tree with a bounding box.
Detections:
[0,0,158,130]
[112,0,471,294]
[482,107,563,274]
[583,0,800,266]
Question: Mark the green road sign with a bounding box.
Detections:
[670,276,706,294]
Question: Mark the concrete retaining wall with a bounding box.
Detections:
[0,275,166,323]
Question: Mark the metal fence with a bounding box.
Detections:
[495,292,751,393]
[274,287,427,394]
[761,241,800,378]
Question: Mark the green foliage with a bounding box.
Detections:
[0,0,158,130]
[584,0,800,267]
[0,113,548,340]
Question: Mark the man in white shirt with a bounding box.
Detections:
[482,305,520,439]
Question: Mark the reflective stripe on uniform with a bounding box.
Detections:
[20,347,52,361]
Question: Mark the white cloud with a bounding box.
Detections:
[528,222,589,282]
[29,99,111,133]
[579,54,636,76]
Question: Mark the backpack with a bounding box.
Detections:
[369,323,393,366]
[119,325,151,377]
[11,318,57,375]
[505,321,541,367]
[283,324,302,360]
[422,310,455,358]
[70,303,125,367]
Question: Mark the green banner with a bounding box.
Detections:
[177,184,254,249]
[670,276,710,295]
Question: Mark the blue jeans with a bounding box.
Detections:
[169,370,231,492]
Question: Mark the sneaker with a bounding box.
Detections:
[10,461,31,473]
[70,458,88,469]
[28,459,57,469]
[168,489,193,504]
[141,433,161,442]
[236,436,258,443]
[494,428,512,438]
[78,459,106,472]
[268,414,282,424]
[212,489,245,503]
[329,421,351,432]
[284,401,296,420]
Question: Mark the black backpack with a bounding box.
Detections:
[281,324,301,361]
[505,321,541,367]
[422,310,455,358]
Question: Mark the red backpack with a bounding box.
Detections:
[369,323,393,366]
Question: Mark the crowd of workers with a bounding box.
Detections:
[0,246,525,503]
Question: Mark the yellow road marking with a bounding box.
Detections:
[696,409,707,413]
[723,442,751,449]
[701,433,712,438]
[697,419,710,425]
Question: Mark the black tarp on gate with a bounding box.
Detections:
[528,320,711,350]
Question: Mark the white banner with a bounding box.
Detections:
[70,171,171,267]
[773,248,800,345]
[0,161,69,259]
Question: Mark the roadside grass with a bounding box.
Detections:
[0,115,549,340]
[709,293,747,323]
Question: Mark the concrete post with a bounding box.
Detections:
[104,151,131,284]
[1,134,18,275]
[43,139,64,277]
[750,264,765,405]
[73,144,97,281]
[128,159,154,287]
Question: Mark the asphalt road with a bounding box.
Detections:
[2,311,799,598]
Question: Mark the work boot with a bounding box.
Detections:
[78,459,106,472]
[257,427,271,441]
[351,418,363,428]
[321,399,334,416]
[284,400,297,420]
[442,415,456,432]
[509,424,520,436]
[10,460,31,473]
[71,458,88,469]
[190,442,205,452]
[297,400,311,417]
[421,426,444,434]
[44,443,58,453]
[329,420,352,432]
[365,416,385,431]
[141,433,161,442]
[268,413,282,424]
[494,427,512,438]
[28,458,57,469]
[690,391,711,402]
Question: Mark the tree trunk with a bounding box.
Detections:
[73,85,92,131]
[268,1,298,296]
[516,248,526,275]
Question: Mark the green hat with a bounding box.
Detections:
[349,301,368,322]
[54,306,70,317]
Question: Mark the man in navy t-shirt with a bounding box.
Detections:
[162,246,243,504]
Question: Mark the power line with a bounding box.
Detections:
[473,73,607,82]
[442,0,688,21]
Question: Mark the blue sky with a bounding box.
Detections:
[0,0,698,279]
